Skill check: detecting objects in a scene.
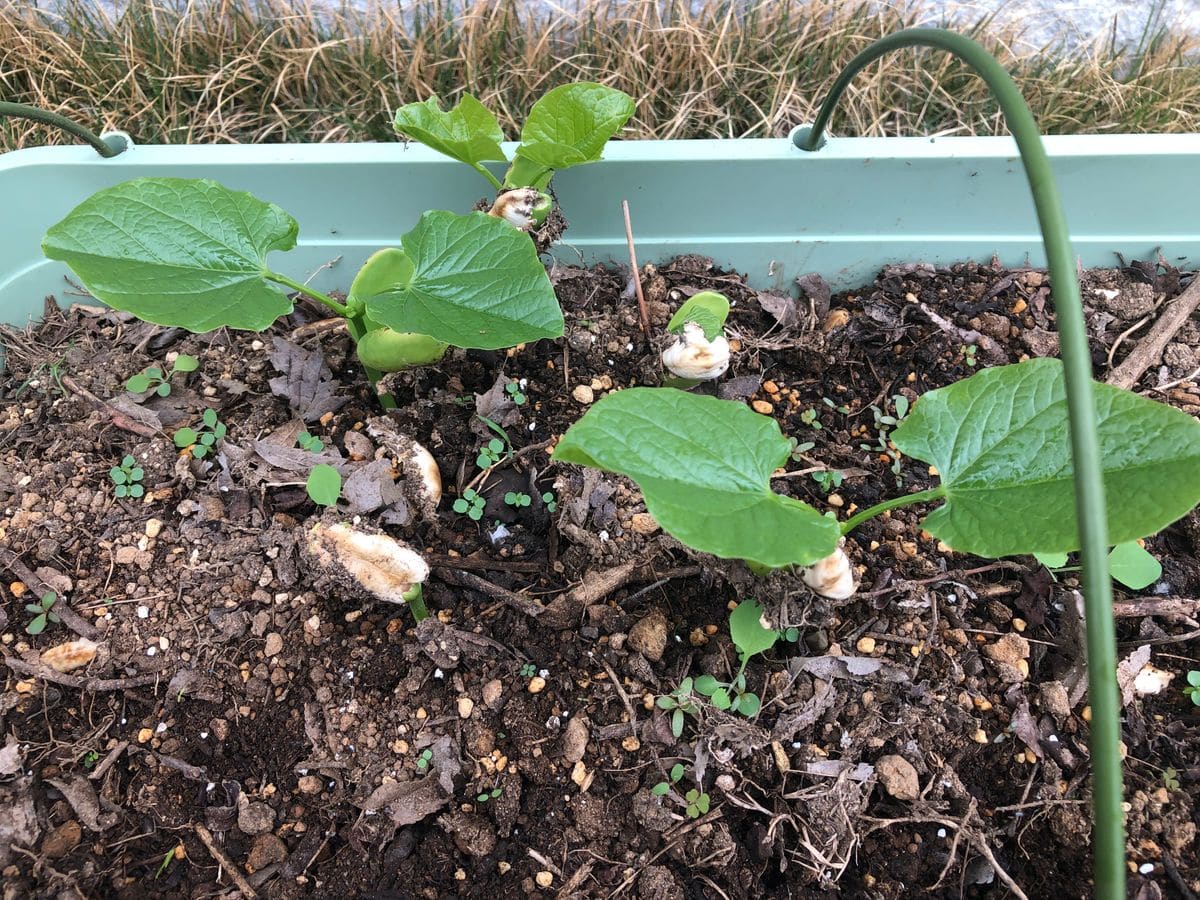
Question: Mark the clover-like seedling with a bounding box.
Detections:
[684,789,711,819]
[174,408,226,459]
[297,431,324,452]
[416,749,433,771]
[656,677,700,738]
[504,491,531,508]
[25,590,60,635]
[1183,671,1200,707]
[453,488,486,521]
[519,662,537,679]
[476,786,503,803]
[476,438,506,469]
[541,491,557,512]
[651,762,686,797]
[109,454,145,499]
[126,354,199,397]
[505,380,527,405]
[811,470,843,494]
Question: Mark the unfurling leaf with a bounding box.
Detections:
[893,358,1200,557]
[553,388,840,567]
[43,178,298,332]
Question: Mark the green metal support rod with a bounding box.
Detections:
[799,28,1123,897]
[0,101,125,157]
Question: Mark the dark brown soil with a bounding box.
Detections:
[2,253,1198,899]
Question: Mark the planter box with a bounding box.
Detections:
[2,133,1199,328]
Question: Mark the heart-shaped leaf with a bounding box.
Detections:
[552,388,841,567]
[892,358,1200,556]
[507,84,635,186]
[393,94,507,169]
[362,211,563,350]
[729,599,779,659]
[43,178,298,332]
[1108,541,1161,590]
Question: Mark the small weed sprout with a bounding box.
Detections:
[650,763,709,818]
[960,344,979,368]
[519,663,537,678]
[1183,671,1200,706]
[126,353,199,397]
[109,454,145,498]
[684,788,711,819]
[788,437,815,459]
[416,749,433,771]
[83,750,100,769]
[811,469,843,494]
[504,491,531,508]
[799,408,821,429]
[174,408,226,459]
[541,491,557,512]
[297,431,324,452]
[453,488,486,521]
[25,590,60,635]
[1163,768,1182,791]
[651,763,686,797]
[476,438,506,469]
[306,464,342,507]
[656,677,700,738]
[154,847,175,880]
[505,380,527,405]
[692,600,779,717]
[476,786,503,803]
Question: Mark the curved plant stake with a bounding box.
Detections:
[801,27,1124,892]
[553,388,841,567]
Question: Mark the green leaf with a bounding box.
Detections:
[729,599,778,659]
[26,613,47,635]
[710,689,731,710]
[671,708,684,738]
[393,94,507,169]
[693,674,720,696]
[174,427,198,448]
[110,468,127,484]
[306,464,342,507]
[43,178,299,332]
[667,291,730,341]
[203,408,218,428]
[1108,541,1161,590]
[670,763,685,782]
[155,383,171,397]
[129,484,145,498]
[1034,551,1069,569]
[362,212,563,350]
[552,388,840,567]
[122,455,136,467]
[735,692,761,717]
[452,499,470,514]
[695,794,710,814]
[1188,671,1200,687]
[892,358,1200,556]
[512,84,635,175]
[655,695,674,710]
[650,782,670,796]
[192,445,208,459]
[126,374,151,393]
[114,484,129,498]
[129,468,144,481]
[173,354,199,373]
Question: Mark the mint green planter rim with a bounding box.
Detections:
[3,133,1200,326]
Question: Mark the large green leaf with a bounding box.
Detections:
[552,388,841,567]
[393,94,508,168]
[43,178,299,332]
[508,84,634,185]
[892,358,1200,556]
[362,211,563,349]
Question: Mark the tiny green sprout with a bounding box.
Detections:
[453,488,486,521]
[961,344,978,367]
[822,396,851,415]
[799,408,822,430]
[306,464,342,507]
[174,407,227,459]
[519,662,537,678]
[504,491,532,508]
[476,787,503,803]
[811,469,843,493]
[1183,671,1200,706]
[651,762,686,796]
[781,626,800,643]
[154,846,177,879]
[126,354,199,397]
[788,437,815,460]
[656,678,699,738]
[684,788,710,819]
[297,431,324,452]
[83,750,100,769]
[691,600,777,718]
[476,438,507,469]
[541,491,557,512]
[416,748,433,771]
[505,380,527,405]
[109,454,145,499]
[25,590,60,635]
[1163,767,1181,791]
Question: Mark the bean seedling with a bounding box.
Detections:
[126,353,199,396]
[25,590,60,635]
[109,454,144,498]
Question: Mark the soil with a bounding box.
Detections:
[1,251,1198,899]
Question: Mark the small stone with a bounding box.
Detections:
[628,610,669,662]
[876,754,920,801]
[498,861,511,874]
[527,676,546,694]
[298,775,322,794]
[264,633,284,657]
[630,513,659,535]
[572,385,595,405]
[972,729,988,744]
[983,633,1030,682]
[304,615,321,635]
[238,800,275,836]
[535,871,553,888]
[137,728,154,744]
[855,636,877,654]
[561,715,589,763]
[1012,618,1026,632]
[457,697,475,719]
[247,834,287,871]
[570,761,589,787]
[482,679,504,710]
[144,518,163,539]
[827,493,844,508]
[622,735,641,752]
[751,400,774,415]
[1040,681,1071,722]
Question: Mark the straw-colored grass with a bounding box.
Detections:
[2,0,1199,149]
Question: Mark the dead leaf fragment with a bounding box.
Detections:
[40,638,98,672]
[268,337,348,423]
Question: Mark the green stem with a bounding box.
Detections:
[404,585,429,623]
[265,271,351,317]
[0,101,125,157]
[344,314,397,410]
[804,28,1121,897]
[839,487,944,535]
[473,162,504,191]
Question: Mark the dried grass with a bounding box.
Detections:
[2,0,1199,149]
